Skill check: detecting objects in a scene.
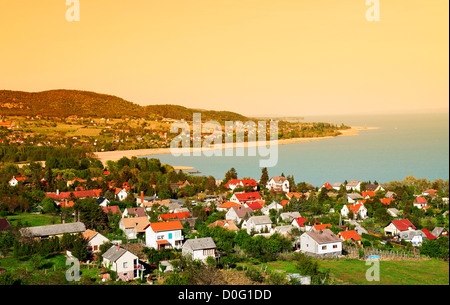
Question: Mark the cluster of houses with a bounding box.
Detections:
[4,175,449,282]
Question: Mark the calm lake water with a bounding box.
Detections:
[142,113,449,186]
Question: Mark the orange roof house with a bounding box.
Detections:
[338,230,362,242]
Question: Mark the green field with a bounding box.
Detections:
[240,258,449,285]
[6,213,62,227]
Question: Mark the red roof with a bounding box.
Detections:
[156,240,170,245]
[414,197,427,204]
[322,182,333,189]
[234,192,262,202]
[280,200,289,206]
[293,217,309,227]
[246,201,263,210]
[361,191,375,198]
[46,189,102,200]
[380,198,394,205]
[148,220,183,232]
[313,223,332,230]
[346,203,365,214]
[159,212,191,221]
[422,228,437,240]
[102,205,122,215]
[225,179,258,188]
[339,230,362,241]
[391,219,416,231]
[218,201,241,209]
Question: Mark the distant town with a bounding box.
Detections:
[0,153,448,285]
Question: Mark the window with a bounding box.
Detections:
[157,235,164,240]
[322,245,327,250]
[333,245,337,249]
[123,262,128,268]
[168,233,173,239]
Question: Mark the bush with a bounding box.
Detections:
[245,267,264,283]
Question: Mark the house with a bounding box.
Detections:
[338,230,362,245]
[97,197,110,207]
[225,205,253,224]
[291,217,312,232]
[286,192,303,200]
[82,229,110,253]
[361,191,376,199]
[421,228,437,240]
[399,230,427,246]
[261,201,283,215]
[332,182,343,191]
[431,227,449,238]
[320,182,333,190]
[384,219,416,236]
[299,229,342,257]
[45,189,102,201]
[422,189,437,197]
[66,177,87,187]
[365,184,384,192]
[266,177,290,193]
[20,222,86,240]
[245,201,264,212]
[346,180,362,192]
[102,245,144,281]
[380,198,394,206]
[312,223,332,231]
[122,207,147,218]
[346,193,362,204]
[102,205,122,216]
[385,191,397,199]
[224,179,258,191]
[182,237,216,262]
[280,211,302,222]
[413,197,428,210]
[229,192,262,204]
[217,201,241,212]
[119,217,150,240]
[246,215,272,234]
[145,220,184,250]
[170,180,193,192]
[341,202,368,219]
[114,188,128,201]
[207,219,239,232]
[159,212,191,221]
[8,176,27,187]
[387,208,401,218]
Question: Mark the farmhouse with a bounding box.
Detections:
[182,237,216,262]
[299,229,342,257]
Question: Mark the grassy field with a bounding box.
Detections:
[6,213,62,227]
[239,258,449,285]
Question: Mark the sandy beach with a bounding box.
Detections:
[93,126,379,167]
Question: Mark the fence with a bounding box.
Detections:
[343,246,427,260]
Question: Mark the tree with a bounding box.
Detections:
[260,167,269,187]
[224,168,238,183]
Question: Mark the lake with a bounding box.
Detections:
[142,113,449,186]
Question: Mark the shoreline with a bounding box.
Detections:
[93,126,379,167]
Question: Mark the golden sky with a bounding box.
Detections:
[0,0,448,116]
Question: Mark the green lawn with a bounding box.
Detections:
[6,213,62,227]
[239,258,449,285]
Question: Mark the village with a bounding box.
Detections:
[0,156,448,285]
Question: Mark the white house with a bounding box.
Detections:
[347,193,362,204]
[266,177,290,193]
[384,219,416,236]
[341,202,368,219]
[102,245,144,281]
[346,180,362,192]
[225,205,253,224]
[182,237,216,262]
[299,229,342,257]
[399,230,427,246]
[145,220,184,250]
[119,216,150,240]
[261,201,283,216]
[82,229,110,253]
[115,188,128,201]
[246,215,272,234]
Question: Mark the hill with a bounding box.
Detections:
[0,89,249,121]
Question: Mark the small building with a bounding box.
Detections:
[82,229,110,253]
[338,230,362,245]
[341,202,368,219]
[145,220,184,250]
[431,227,449,238]
[225,205,253,224]
[384,219,416,237]
[207,219,239,232]
[20,222,86,240]
[246,215,272,234]
[182,237,216,262]
[229,192,262,204]
[266,177,290,193]
[119,217,150,240]
[102,245,144,281]
[300,229,342,257]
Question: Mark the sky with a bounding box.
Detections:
[0,0,448,117]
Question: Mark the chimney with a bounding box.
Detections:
[117,244,120,251]
[141,191,144,204]
[56,189,60,195]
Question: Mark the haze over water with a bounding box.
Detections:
[144,113,449,186]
